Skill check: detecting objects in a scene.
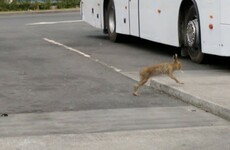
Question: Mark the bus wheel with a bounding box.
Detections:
[184,5,204,63]
[106,0,120,42]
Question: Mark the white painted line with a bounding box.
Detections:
[43,38,122,72]
[93,59,121,72]
[43,38,91,58]
[27,20,83,26]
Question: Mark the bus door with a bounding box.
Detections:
[114,0,139,36]
[129,0,139,36]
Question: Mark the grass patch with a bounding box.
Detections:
[0,0,80,11]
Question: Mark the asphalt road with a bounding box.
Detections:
[0,11,187,114]
[0,11,229,138]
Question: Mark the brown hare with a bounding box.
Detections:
[133,54,184,96]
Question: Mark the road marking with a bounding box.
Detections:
[43,38,121,72]
[94,59,121,72]
[43,38,91,58]
[27,20,83,25]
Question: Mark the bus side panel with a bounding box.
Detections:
[139,0,181,47]
[220,0,230,56]
[196,0,222,55]
[220,0,230,25]
[81,0,103,29]
[220,25,230,56]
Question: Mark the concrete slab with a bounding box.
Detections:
[0,107,228,137]
[0,126,229,150]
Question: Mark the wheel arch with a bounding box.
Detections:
[178,0,201,47]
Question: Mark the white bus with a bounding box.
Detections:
[81,0,230,63]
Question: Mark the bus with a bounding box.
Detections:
[80,0,230,63]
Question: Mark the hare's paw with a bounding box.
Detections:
[133,92,139,96]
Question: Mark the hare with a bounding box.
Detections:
[133,54,184,96]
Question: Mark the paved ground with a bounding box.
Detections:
[124,69,230,121]
[150,70,230,120]
[1,126,230,150]
[0,10,229,149]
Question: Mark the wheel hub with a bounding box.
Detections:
[186,19,199,47]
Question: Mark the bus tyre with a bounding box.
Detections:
[184,5,204,63]
[106,0,120,42]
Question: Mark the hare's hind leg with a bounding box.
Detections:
[133,76,149,96]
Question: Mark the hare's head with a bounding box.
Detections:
[173,54,182,70]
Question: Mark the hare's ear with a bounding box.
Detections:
[173,53,178,60]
